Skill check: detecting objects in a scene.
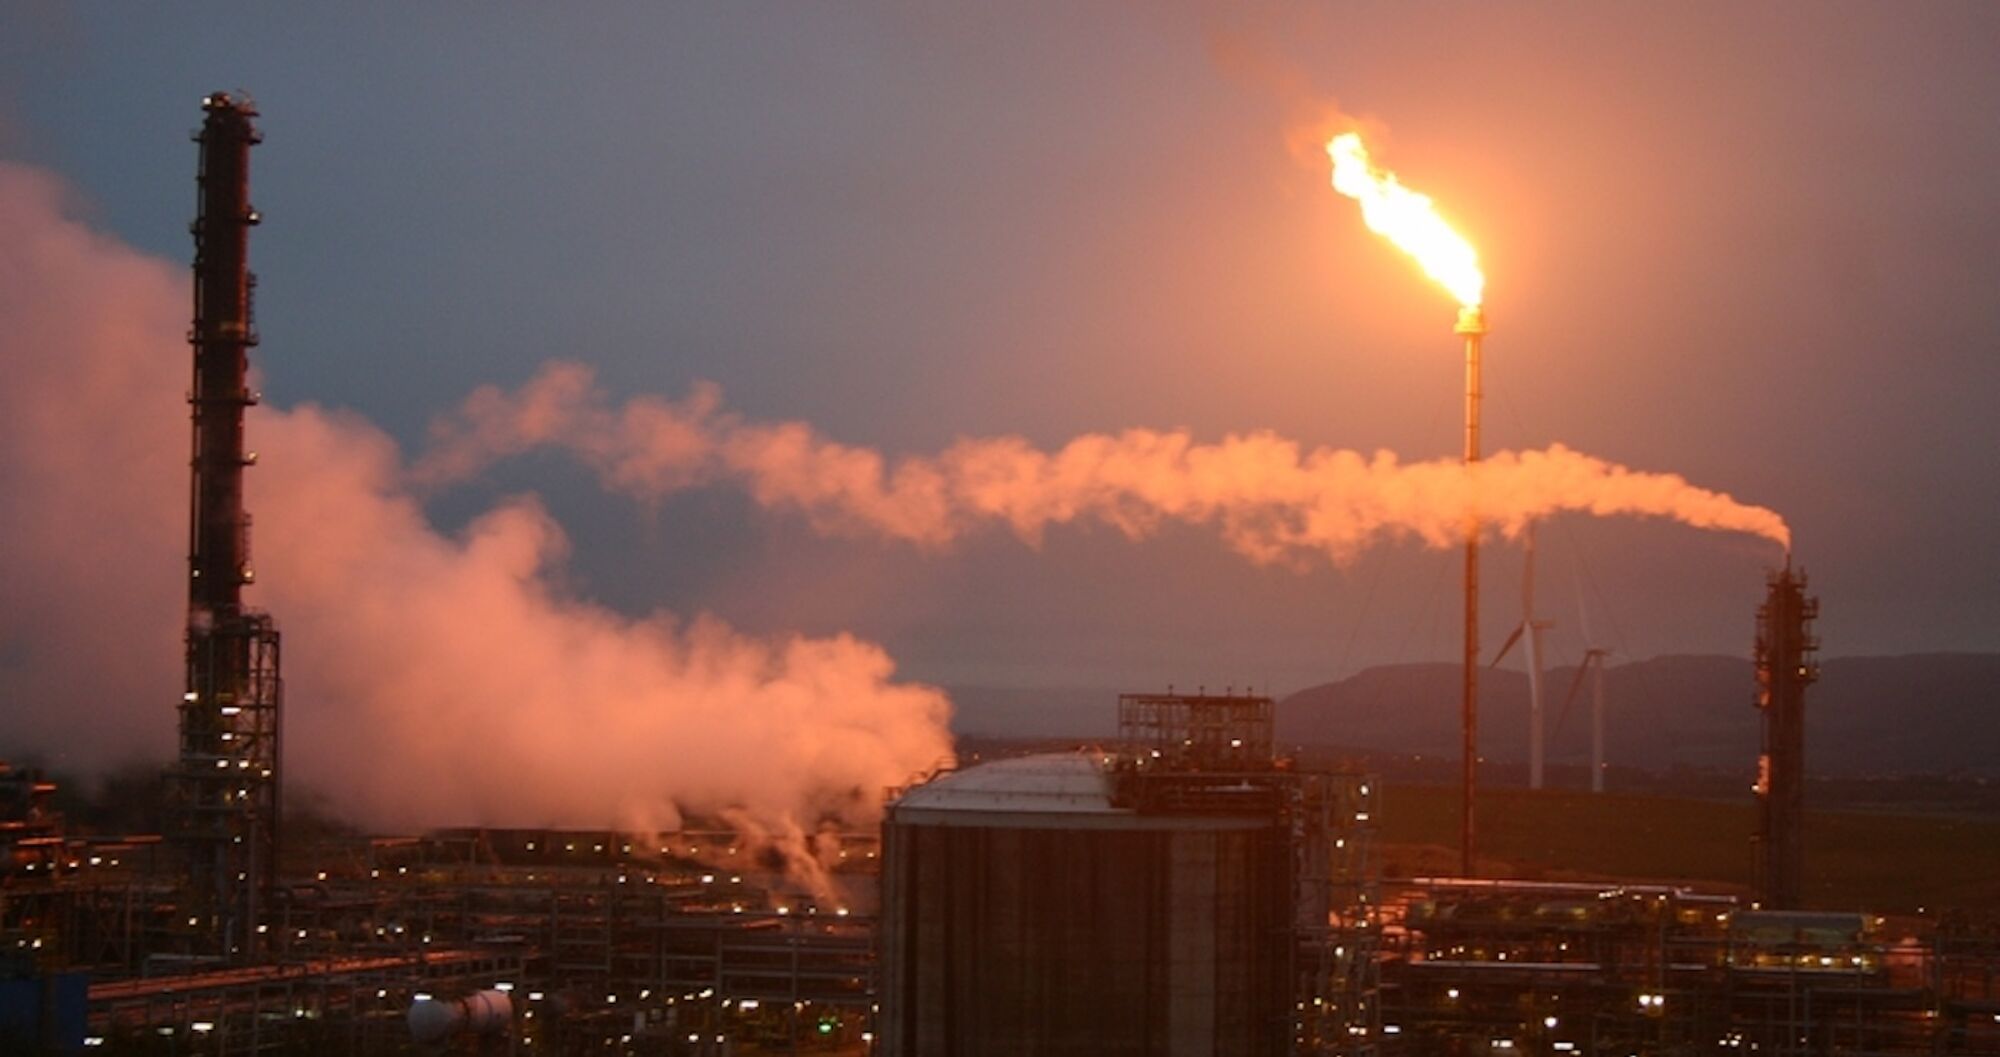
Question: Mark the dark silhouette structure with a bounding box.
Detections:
[1754,565,1817,909]
[174,91,282,959]
[879,692,1379,1056]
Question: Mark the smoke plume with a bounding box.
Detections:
[1201,11,1367,170]
[417,363,1792,562]
[0,163,953,867]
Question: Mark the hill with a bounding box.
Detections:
[1375,783,2000,914]
[1276,653,2000,777]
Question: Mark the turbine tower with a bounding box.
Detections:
[1491,522,1554,788]
[1576,568,1608,792]
[1585,647,1608,793]
[1557,647,1611,793]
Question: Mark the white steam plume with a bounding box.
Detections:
[416,362,1791,562]
[0,163,953,879]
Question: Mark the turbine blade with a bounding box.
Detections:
[1560,662,1591,715]
[1490,623,1526,668]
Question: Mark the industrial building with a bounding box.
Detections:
[1374,877,2000,1054]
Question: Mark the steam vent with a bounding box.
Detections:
[879,693,1379,1057]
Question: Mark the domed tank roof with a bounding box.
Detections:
[897,753,1115,814]
[890,752,1265,831]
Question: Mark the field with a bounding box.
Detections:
[1376,783,2000,916]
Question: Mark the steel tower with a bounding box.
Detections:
[174,91,282,958]
[1753,565,1817,909]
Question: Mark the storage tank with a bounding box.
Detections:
[878,753,1295,1057]
[408,990,512,1043]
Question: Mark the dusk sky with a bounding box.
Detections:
[4,2,1997,724]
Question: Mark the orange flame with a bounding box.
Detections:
[1328,132,1484,309]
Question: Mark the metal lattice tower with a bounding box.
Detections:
[174,91,282,959]
[1753,565,1817,910]
[1117,690,1275,769]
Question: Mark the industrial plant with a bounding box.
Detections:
[4,95,1999,1057]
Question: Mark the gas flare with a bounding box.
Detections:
[1327,132,1484,308]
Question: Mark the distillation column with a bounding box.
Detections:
[175,91,282,959]
[1753,565,1817,909]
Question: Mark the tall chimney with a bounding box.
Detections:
[175,91,282,959]
[1753,564,1817,909]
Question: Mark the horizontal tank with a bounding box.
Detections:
[408,990,511,1043]
[879,754,1293,1057]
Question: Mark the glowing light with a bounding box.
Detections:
[1327,132,1484,308]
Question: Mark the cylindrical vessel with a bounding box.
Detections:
[879,755,1292,1057]
[188,92,263,620]
[409,990,513,1043]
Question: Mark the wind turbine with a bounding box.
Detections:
[1555,573,1614,793]
[1557,649,1612,793]
[1489,522,1554,789]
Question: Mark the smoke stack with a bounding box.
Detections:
[1752,565,1817,909]
[174,91,283,959]
[1456,303,1486,877]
